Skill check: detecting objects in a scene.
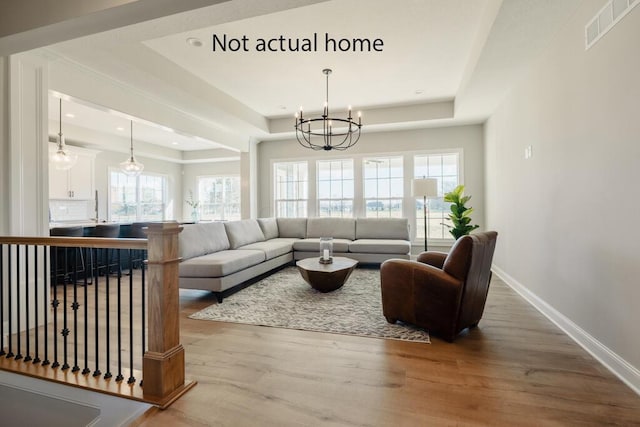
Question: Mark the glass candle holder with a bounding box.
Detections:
[319,237,333,264]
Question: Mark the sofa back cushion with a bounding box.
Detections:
[179,222,230,260]
[356,218,410,240]
[276,218,307,238]
[224,219,265,249]
[306,217,355,240]
[257,218,279,240]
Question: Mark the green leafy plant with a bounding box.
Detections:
[443,185,479,239]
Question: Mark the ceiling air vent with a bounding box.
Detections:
[585,0,638,49]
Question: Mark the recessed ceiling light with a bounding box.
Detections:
[278,105,287,110]
[414,89,425,95]
[186,37,203,47]
[116,127,124,131]
[171,141,179,145]
[65,113,75,118]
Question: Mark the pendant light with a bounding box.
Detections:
[120,120,144,176]
[50,98,78,170]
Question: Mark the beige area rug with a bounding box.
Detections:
[189,266,430,344]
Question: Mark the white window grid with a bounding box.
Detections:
[274,161,309,218]
[363,156,404,218]
[317,159,354,217]
[197,175,241,221]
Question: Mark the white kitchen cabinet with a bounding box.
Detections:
[49,144,99,200]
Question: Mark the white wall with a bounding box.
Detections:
[181,160,240,221]
[485,0,640,386]
[257,125,485,236]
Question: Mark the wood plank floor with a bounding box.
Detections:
[133,273,640,426]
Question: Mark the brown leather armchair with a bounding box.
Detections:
[380,231,498,342]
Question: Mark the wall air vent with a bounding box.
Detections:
[585,0,638,49]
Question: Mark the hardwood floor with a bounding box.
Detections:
[133,274,640,426]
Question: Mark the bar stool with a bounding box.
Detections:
[93,224,121,276]
[50,226,85,284]
[130,222,148,270]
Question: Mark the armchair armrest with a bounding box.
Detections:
[380,259,463,342]
[416,251,447,269]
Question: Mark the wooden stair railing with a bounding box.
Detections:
[0,221,195,409]
[142,222,195,406]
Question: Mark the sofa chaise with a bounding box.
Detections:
[178,217,410,302]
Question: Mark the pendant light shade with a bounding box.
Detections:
[120,121,144,176]
[50,98,78,171]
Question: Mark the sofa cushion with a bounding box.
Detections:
[224,219,265,249]
[276,218,307,238]
[292,238,351,253]
[179,249,265,278]
[349,239,411,254]
[237,239,293,260]
[355,218,410,240]
[257,218,279,240]
[306,217,355,240]
[179,222,230,260]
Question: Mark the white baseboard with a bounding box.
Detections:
[492,265,640,397]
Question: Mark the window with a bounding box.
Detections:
[274,161,308,217]
[414,153,459,239]
[197,176,241,221]
[317,159,354,217]
[363,157,403,218]
[109,170,167,222]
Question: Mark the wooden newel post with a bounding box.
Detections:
[142,221,192,404]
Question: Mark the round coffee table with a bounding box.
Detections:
[296,257,358,293]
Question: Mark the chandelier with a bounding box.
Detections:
[295,69,362,151]
[120,121,144,176]
[50,98,78,171]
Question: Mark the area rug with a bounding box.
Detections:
[189,266,430,343]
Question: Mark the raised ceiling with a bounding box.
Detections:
[38,0,583,154]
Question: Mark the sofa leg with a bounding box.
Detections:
[384,316,397,324]
[215,293,223,303]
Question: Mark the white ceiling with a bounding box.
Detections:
[38,0,584,155]
[144,0,487,117]
[48,93,223,151]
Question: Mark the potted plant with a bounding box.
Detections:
[186,190,200,223]
[443,185,479,239]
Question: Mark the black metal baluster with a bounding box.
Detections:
[104,252,112,380]
[42,247,50,366]
[128,250,135,384]
[51,248,60,368]
[15,245,22,360]
[24,245,32,362]
[140,250,146,386]
[81,248,91,375]
[61,244,70,370]
[72,245,80,372]
[7,245,13,358]
[141,251,146,354]
[93,247,101,377]
[33,246,41,364]
[0,244,4,357]
[116,251,123,382]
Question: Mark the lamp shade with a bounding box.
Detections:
[412,178,438,198]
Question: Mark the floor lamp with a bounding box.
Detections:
[412,178,438,252]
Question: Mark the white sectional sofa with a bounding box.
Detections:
[178,217,410,302]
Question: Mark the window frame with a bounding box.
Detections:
[272,160,309,218]
[316,158,354,218]
[196,174,241,221]
[413,150,462,242]
[108,168,168,222]
[362,156,404,218]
